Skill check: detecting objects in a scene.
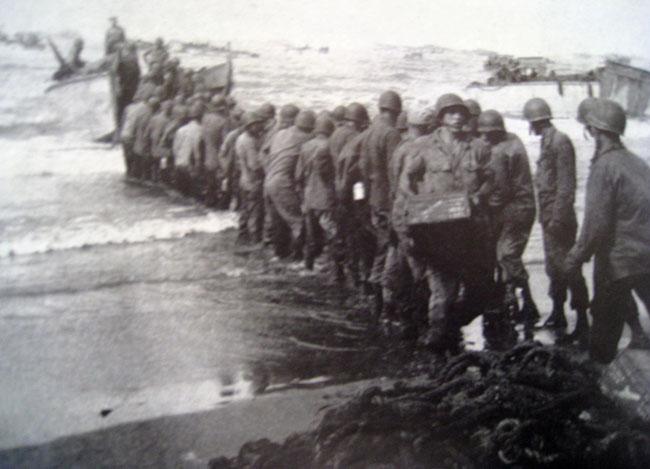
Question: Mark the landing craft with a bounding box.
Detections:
[44,38,234,141]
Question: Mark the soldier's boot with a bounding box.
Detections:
[557,308,589,349]
[542,301,568,330]
[520,280,540,323]
[304,255,315,271]
[627,314,650,350]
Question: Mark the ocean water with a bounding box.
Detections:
[1,40,649,261]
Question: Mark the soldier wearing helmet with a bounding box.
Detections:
[463,99,482,137]
[478,109,539,336]
[358,90,404,319]
[565,99,650,363]
[295,115,344,279]
[264,110,316,260]
[235,111,266,245]
[332,103,372,288]
[105,17,126,56]
[331,105,347,128]
[172,101,204,197]
[523,97,589,333]
[403,93,494,351]
[147,100,174,183]
[381,107,435,336]
[201,95,230,208]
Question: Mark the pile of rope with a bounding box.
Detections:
[210,343,650,468]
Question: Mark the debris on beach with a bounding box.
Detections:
[209,342,650,468]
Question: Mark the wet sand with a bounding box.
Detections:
[0,218,647,468]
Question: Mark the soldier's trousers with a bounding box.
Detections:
[495,207,535,284]
[266,185,304,257]
[368,208,391,286]
[541,223,589,310]
[590,273,650,363]
[238,187,264,243]
[122,142,135,177]
[174,166,193,197]
[305,209,344,269]
[337,202,375,284]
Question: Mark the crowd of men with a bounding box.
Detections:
[110,20,650,364]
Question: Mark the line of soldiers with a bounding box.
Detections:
[118,67,650,361]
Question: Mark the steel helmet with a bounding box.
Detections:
[345,102,369,124]
[396,111,408,130]
[585,99,626,136]
[435,93,469,119]
[210,94,227,110]
[576,97,598,125]
[477,110,506,133]
[331,105,347,122]
[314,115,335,136]
[242,111,264,128]
[523,98,552,122]
[257,102,276,120]
[378,90,402,113]
[464,99,482,117]
[295,109,316,131]
[280,104,300,121]
[188,101,204,119]
[408,108,432,126]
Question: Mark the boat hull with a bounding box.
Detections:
[466,81,598,119]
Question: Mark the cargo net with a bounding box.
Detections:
[210,342,650,469]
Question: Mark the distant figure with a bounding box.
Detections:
[144,38,169,70]
[105,16,126,56]
[51,38,86,81]
[111,42,141,134]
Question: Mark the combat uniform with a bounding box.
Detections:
[535,125,589,315]
[173,120,203,196]
[236,131,264,243]
[202,111,228,207]
[566,141,650,363]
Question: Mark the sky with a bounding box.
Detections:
[2,0,649,58]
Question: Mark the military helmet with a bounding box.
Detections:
[378,90,402,113]
[258,102,276,120]
[576,97,599,125]
[464,99,482,117]
[210,94,227,110]
[523,97,552,122]
[331,105,347,122]
[345,102,369,124]
[396,111,408,130]
[188,101,204,119]
[477,109,506,133]
[435,93,469,119]
[295,110,317,131]
[242,111,265,128]
[280,104,300,120]
[315,115,335,136]
[408,108,432,126]
[585,99,626,136]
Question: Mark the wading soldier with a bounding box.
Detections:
[478,109,539,331]
[359,90,403,317]
[523,97,589,332]
[565,99,650,362]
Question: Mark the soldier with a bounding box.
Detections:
[404,93,494,352]
[158,104,189,185]
[523,98,589,332]
[144,38,169,70]
[111,42,140,134]
[331,105,347,128]
[202,95,229,207]
[383,108,433,334]
[334,103,372,288]
[105,16,126,56]
[121,90,153,178]
[147,100,174,183]
[265,110,316,260]
[173,102,204,197]
[133,96,160,180]
[359,90,403,317]
[261,104,301,248]
[464,99,482,137]
[295,115,344,279]
[218,121,248,210]
[565,99,650,363]
[236,112,266,245]
[478,110,540,333]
